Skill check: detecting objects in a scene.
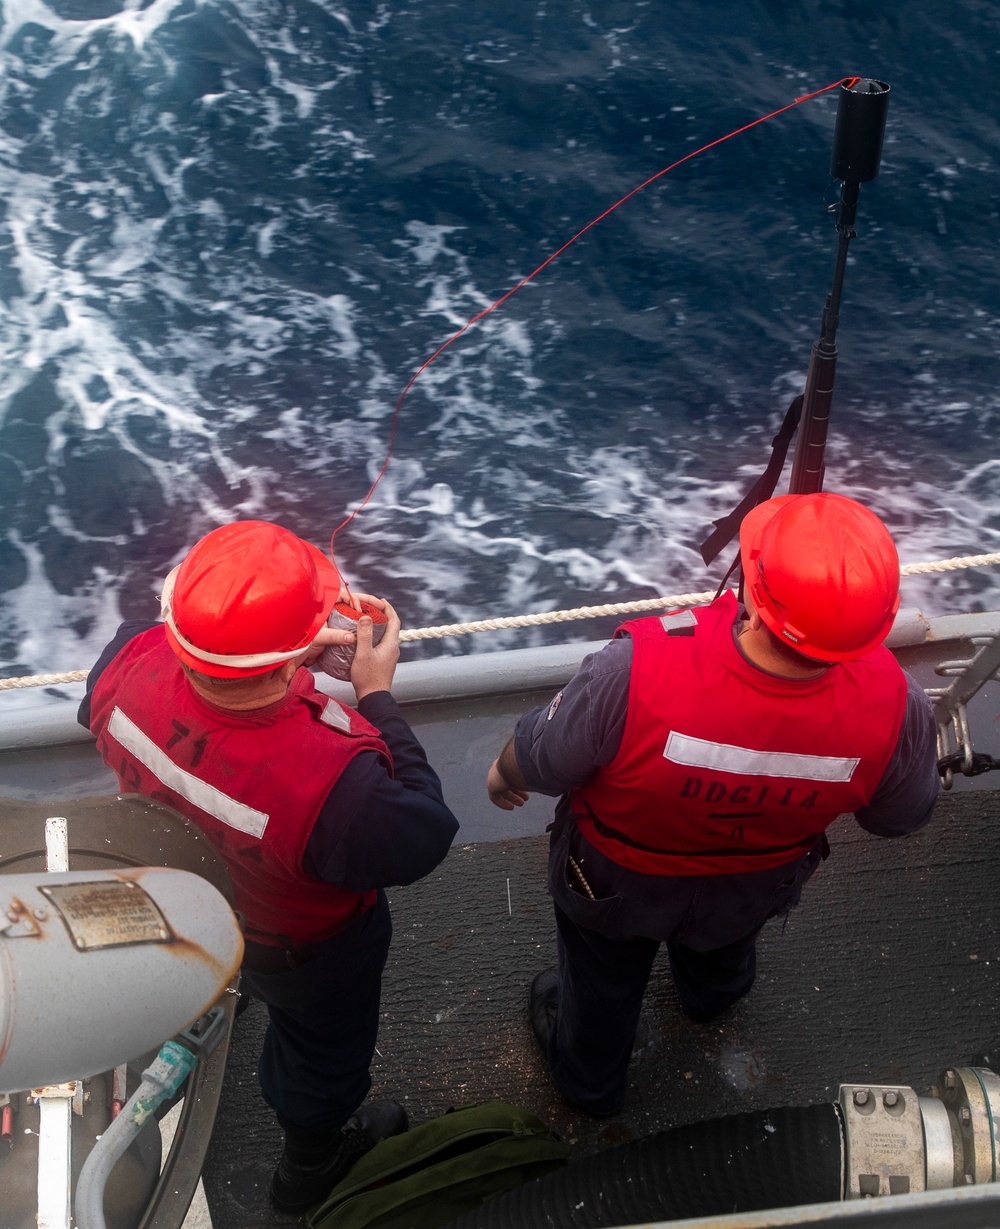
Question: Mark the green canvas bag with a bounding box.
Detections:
[306,1101,571,1229]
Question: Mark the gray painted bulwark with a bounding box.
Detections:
[2,608,998,753]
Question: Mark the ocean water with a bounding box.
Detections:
[1,0,998,679]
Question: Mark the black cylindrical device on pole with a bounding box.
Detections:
[787,77,891,495]
[830,79,890,183]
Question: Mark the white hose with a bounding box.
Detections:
[75,1041,197,1229]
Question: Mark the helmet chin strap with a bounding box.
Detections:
[159,570,310,670]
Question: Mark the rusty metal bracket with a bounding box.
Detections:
[0,895,43,938]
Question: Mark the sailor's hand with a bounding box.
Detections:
[351,597,400,700]
[346,591,381,610]
[337,585,362,611]
[303,622,356,667]
[487,758,529,810]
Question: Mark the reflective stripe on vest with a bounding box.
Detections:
[109,706,270,838]
[663,731,859,783]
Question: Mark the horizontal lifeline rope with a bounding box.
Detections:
[2,550,999,691]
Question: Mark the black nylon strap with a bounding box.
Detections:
[577,800,821,861]
[699,394,803,568]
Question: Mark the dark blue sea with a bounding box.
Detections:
[1,0,999,679]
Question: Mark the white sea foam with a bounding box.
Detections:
[0,0,185,57]
[0,0,998,685]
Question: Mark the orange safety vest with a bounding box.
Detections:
[89,626,392,944]
[573,594,906,875]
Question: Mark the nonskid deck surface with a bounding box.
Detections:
[203,789,1000,1228]
[1,641,996,1225]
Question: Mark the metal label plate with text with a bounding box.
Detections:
[39,880,172,951]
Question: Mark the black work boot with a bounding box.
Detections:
[269,1100,408,1214]
[528,967,559,1053]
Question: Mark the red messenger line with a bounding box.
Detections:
[331,76,856,553]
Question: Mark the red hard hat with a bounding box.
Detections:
[739,493,900,662]
[162,521,341,679]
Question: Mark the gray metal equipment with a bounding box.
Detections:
[0,794,243,1229]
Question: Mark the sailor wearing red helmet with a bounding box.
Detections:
[487,493,939,1117]
[80,521,459,1213]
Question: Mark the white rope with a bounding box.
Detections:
[397,588,718,642]
[3,550,999,692]
[899,552,1000,575]
[0,669,92,691]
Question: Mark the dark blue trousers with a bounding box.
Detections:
[545,820,821,1116]
[549,903,761,1115]
[240,891,392,1132]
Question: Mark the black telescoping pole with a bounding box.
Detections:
[787,78,890,495]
